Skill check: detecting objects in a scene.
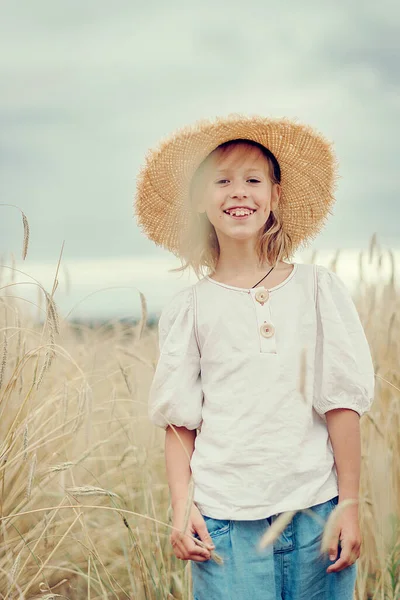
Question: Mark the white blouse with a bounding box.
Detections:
[148,262,375,520]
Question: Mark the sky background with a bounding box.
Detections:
[0,0,399,319]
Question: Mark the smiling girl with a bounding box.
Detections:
[134,115,375,599]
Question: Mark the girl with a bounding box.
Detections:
[134,115,375,599]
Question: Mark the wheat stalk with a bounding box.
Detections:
[0,329,7,391]
[66,486,120,498]
[298,347,307,403]
[369,233,377,264]
[258,510,297,549]
[8,550,22,585]
[21,212,29,260]
[22,423,28,461]
[136,291,148,341]
[25,452,37,500]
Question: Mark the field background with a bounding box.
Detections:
[1,1,399,597]
[0,224,399,600]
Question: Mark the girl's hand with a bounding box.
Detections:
[170,500,215,562]
[326,503,361,573]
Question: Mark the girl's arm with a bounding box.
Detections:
[165,425,215,561]
[165,425,197,507]
[326,408,361,502]
[325,407,362,573]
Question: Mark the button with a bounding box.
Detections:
[255,287,269,305]
[260,323,275,338]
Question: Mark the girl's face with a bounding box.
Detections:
[195,144,281,244]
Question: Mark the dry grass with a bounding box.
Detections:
[0,219,399,598]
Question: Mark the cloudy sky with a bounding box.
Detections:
[0,1,399,319]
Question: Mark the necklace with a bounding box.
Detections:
[251,265,275,289]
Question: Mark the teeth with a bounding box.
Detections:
[226,209,254,216]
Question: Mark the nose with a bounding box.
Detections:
[229,181,247,199]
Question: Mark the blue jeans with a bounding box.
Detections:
[191,497,357,600]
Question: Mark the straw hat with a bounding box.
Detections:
[133,114,338,256]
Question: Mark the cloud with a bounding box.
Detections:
[0,0,398,266]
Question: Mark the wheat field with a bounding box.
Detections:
[0,214,399,599]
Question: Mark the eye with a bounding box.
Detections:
[216,179,229,184]
[247,178,261,183]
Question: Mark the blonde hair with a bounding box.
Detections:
[169,139,294,279]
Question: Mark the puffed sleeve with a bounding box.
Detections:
[148,286,204,430]
[313,265,375,417]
